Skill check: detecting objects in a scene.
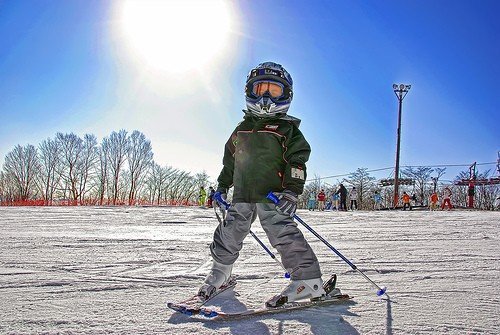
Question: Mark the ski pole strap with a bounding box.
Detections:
[214,192,230,210]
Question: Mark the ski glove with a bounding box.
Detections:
[214,188,228,209]
[274,190,298,217]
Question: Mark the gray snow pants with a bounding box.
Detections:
[210,203,322,280]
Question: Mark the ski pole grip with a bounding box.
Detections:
[266,191,280,204]
[214,191,230,210]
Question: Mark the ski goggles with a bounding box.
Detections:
[252,81,284,98]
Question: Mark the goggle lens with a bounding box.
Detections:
[252,81,284,98]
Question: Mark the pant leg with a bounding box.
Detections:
[256,203,322,280]
[210,203,256,265]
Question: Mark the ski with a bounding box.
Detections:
[199,293,352,321]
[166,276,237,316]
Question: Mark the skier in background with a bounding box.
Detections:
[336,184,348,211]
[429,192,439,211]
[198,186,207,207]
[349,187,358,210]
[402,192,412,210]
[199,62,328,307]
[441,187,453,210]
[308,191,316,211]
[317,189,326,211]
[207,186,215,208]
[411,193,417,207]
[373,190,382,210]
[332,191,339,210]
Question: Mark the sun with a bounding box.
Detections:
[117,0,233,72]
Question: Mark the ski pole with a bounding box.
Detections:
[214,192,290,278]
[267,191,387,297]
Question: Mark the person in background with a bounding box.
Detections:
[207,186,215,208]
[332,191,339,210]
[411,194,417,207]
[198,186,207,207]
[429,192,439,211]
[441,187,453,210]
[373,190,382,210]
[402,192,412,211]
[349,187,358,210]
[317,189,326,211]
[336,184,348,211]
[308,191,316,211]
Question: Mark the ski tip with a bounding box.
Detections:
[167,302,194,316]
[284,272,291,279]
[377,286,387,296]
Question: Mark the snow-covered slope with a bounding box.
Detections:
[1,206,498,334]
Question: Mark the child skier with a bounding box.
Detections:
[199,62,327,307]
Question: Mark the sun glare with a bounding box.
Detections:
[118,0,233,72]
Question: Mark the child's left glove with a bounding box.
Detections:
[273,190,298,217]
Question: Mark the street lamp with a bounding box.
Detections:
[392,83,411,208]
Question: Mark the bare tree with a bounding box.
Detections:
[56,132,84,203]
[97,138,110,205]
[431,168,447,193]
[158,166,179,205]
[402,166,433,205]
[146,162,162,205]
[126,131,153,205]
[168,171,192,204]
[0,171,13,203]
[3,144,40,201]
[105,130,129,205]
[77,134,98,205]
[343,168,376,209]
[38,138,61,205]
[145,165,184,205]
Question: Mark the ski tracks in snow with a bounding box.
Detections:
[0,206,499,334]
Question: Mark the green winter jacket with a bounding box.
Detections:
[217,112,310,203]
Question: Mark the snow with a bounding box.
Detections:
[0,206,499,334]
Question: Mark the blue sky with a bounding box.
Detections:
[0,0,498,184]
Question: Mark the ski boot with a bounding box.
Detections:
[198,261,233,301]
[266,277,326,307]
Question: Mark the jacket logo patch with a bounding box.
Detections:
[265,125,279,130]
[291,167,305,180]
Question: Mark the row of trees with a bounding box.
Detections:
[300,167,499,210]
[0,130,212,206]
[1,132,498,209]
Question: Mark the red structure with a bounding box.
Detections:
[455,161,500,208]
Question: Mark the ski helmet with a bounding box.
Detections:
[245,62,293,116]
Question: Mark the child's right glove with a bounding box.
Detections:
[274,190,298,217]
[214,188,228,208]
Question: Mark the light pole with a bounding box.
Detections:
[392,83,411,208]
